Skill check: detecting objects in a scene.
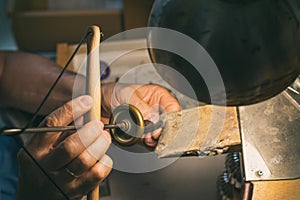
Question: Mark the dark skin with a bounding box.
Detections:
[0,51,180,199]
[0,51,111,199]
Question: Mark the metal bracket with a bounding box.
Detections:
[239,90,300,181]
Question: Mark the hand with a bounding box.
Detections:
[15,96,112,200]
[101,83,181,147]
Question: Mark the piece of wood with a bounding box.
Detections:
[56,39,149,78]
[251,179,300,200]
[155,106,241,158]
[85,25,101,200]
[56,43,74,70]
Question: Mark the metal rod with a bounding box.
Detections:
[242,182,253,200]
[0,119,164,136]
[0,124,125,136]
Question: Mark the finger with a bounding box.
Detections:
[36,96,93,146]
[74,116,84,126]
[143,132,157,147]
[153,89,181,113]
[159,96,181,113]
[41,95,93,127]
[52,131,76,148]
[136,84,181,114]
[73,155,113,195]
[63,130,111,176]
[128,93,152,117]
[152,128,162,140]
[143,126,163,147]
[50,116,85,147]
[42,120,106,171]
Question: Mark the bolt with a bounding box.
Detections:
[257,170,264,177]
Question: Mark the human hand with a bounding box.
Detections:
[15,95,112,200]
[101,83,181,147]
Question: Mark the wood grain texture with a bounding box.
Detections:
[252,179,300,200]
[86,25,101,200]
[155,106,241,157]
[56,43,74,70]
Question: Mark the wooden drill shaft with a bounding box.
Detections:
[86,25,101,200]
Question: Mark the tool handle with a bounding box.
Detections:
[86,25,101,123]
[86,25,101,200]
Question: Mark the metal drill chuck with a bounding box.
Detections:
[109,104,164,146]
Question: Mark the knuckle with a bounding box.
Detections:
[77,152,95,169]
[59,103,73,119]
[61,138,78,158]
[45,103,73,127]
[44,115,60,127]
[93,167,108,180]
[88,120,102,134]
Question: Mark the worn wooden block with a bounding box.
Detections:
[155,106,241,158]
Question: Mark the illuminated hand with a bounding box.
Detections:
[15,96,112,200]
[101,83,181,147]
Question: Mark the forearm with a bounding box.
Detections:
[0,51,85,115]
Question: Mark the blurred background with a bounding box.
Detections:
[1,0,154,52]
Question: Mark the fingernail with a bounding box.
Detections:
[152,128,162,140]
[97,121,104,129]
[80,96,93,107]
[145,137,157,147]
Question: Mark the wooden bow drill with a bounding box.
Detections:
[86,25,101,200]
[9,26,102,200]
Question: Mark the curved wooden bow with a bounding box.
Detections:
[16,25,102,200]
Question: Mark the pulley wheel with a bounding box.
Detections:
[109,104,144,146]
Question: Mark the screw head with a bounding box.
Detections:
[257,170,264,177]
